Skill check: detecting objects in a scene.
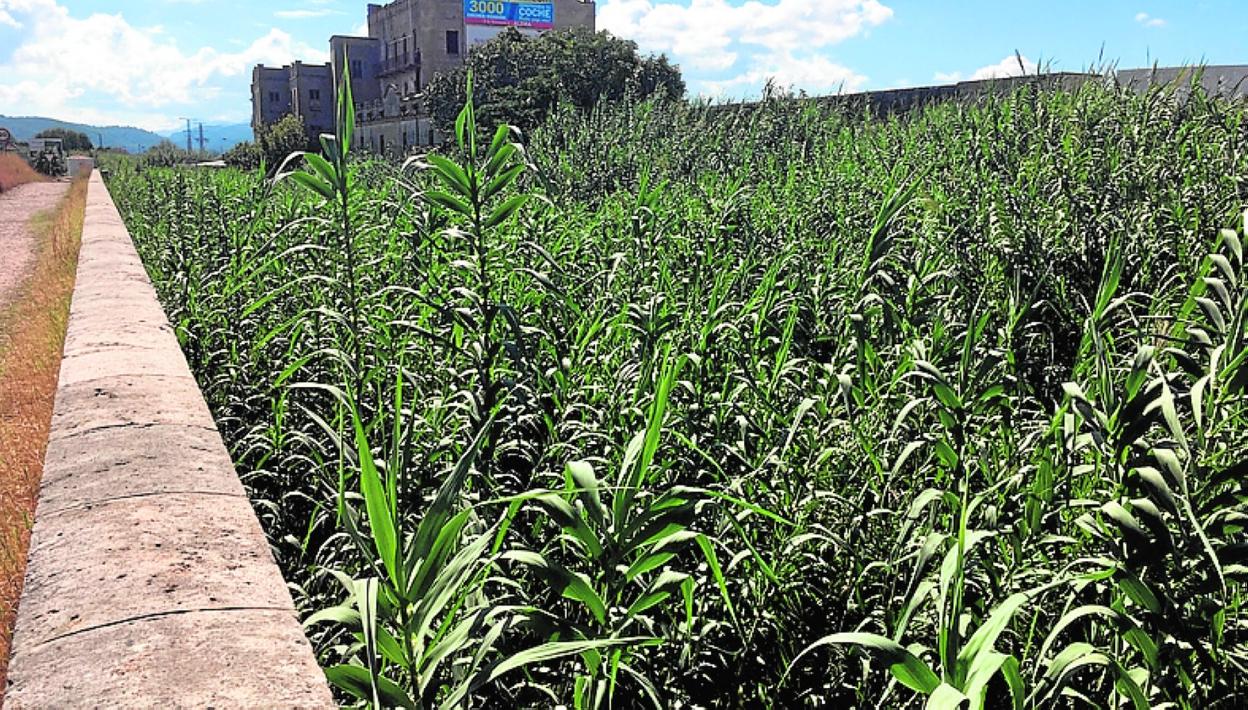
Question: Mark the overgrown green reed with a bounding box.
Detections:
[105,77,1248,708]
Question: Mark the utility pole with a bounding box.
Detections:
[198,122,205,153]
[180,118,192,152]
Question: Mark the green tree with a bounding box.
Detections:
[35,128,93,151]
[258,114,312,168]
[223,140,264,171]
[141,139,193,168]
[426,27,684,136]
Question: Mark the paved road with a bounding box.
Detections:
[0,182,70,311]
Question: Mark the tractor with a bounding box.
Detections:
[28,137,67,177]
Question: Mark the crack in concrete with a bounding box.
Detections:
[50,421,219,441]
[46,420,219,439]
[56,372,197,388]
[38,489,249,517]
[24,606,298,649]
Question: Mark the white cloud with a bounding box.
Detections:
[0,0,326,130]
[0,9,20,27]
[1135,12,1166,28]
[702,51,868,97]
[968,54,1037,81]
[600,0,891,72]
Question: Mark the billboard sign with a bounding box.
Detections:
[464,0,554,30]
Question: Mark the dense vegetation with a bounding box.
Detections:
[104,77,1248,708]
[224,114,314,172]
[426,27,684,136]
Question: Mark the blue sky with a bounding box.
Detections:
[0,0,1245,132]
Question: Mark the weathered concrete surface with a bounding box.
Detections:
[5,171,334,709]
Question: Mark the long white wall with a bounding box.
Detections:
[5,171,334,708]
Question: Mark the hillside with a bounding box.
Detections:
[0,116,165,153]
[0,116,252,154]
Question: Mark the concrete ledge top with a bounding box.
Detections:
[5,171,334,708]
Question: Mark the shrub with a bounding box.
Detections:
[223,140,263,171]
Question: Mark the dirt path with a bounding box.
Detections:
[0,182,70,311]
[0,176,84,699]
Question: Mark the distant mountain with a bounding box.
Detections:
[161,123,253,154]
[0,115,166,153]
[0,116,254,154]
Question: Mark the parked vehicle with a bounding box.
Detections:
[28,138,66,177]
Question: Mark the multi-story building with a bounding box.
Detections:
[251,60,337,139]
[252,0,596,155]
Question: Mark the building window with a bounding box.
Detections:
[269,91,280,103]
[309,89,321,101]
[446,30,459,56]
[351,59,363,79]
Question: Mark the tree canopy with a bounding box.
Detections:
[224,114,311,172]
[35,128,93,152]
[425,27,684,135]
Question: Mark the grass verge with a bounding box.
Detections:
[0,155,45,194]
[0,175,86,691]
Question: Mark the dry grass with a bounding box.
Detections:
[0,175,85,691]
[0,154,45,193]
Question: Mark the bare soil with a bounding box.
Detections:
[0,183,69,312]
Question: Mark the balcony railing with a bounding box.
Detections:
[378,51,421,76]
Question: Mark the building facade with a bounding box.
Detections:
[252,0,596,154]
[251,61,337,138]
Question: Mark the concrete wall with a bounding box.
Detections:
[66,157,93,179]
[833,72,1094,115]
[368,1,424,95]
[332,35,384,105]
[356,114,436,156]
[252,66,292,135]
[553,0,595,32]
[292,62,335,137]
[416,0,469,84]
[4,171,334,708]
[716,67,1248,121]
[1117,65,1248,99]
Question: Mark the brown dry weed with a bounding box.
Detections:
[0,175,86,691]
[0,155,45,194]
